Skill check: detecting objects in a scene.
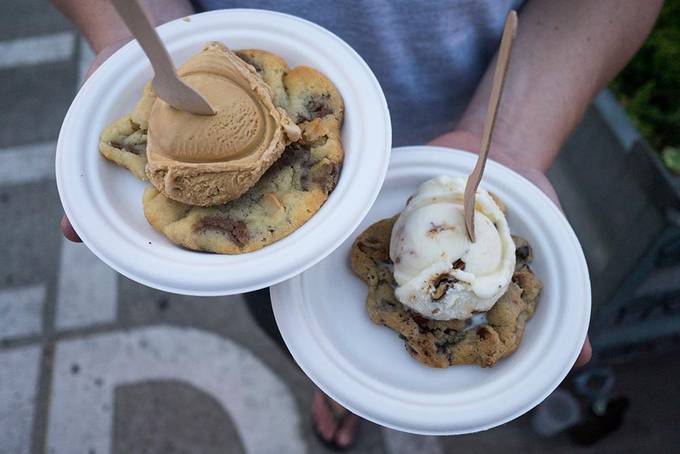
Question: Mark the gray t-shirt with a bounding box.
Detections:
[194,0,524,146]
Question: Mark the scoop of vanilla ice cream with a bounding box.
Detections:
[389,176,515,320]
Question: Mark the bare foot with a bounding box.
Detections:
[61,214,81,242]
[311,390,359,449]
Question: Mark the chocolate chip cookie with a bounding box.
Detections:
[350,217,542,368]
[98,82,155,180]
[99,48,344,254]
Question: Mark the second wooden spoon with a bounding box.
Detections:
[464,10,517,242]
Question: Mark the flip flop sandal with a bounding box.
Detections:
[313,394,359,451]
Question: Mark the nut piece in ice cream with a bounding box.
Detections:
[389,176,516,320]
[145,42,301,206]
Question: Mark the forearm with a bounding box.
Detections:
[457,0,662,172]
[51,0,194,53]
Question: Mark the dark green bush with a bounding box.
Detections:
[610,0,680,173]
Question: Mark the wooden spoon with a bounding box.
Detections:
[464,10,518,241]
[110,0,215,115]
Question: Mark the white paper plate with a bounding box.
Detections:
[271,146,591,435]
[55,10,391,295]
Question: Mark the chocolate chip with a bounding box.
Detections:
[269,142,339,193]
[110,140,145,155]
[313,162,340,193]
[476,327,492,340]
[301,93,333,121]
[427,222,458,237]
[357,241,376,255]
[432,274,457,301]
[270,143,315,184]
[452,259,466,270]
[300,172,310,191]
[194,216,250,247]
[516,245,530,261]
[436,331,465,353]
[412,314,431,333]
[236,53,263,73]
[380,298,396,308]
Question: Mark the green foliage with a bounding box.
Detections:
[610,0,680,161]
[662,147,680,175]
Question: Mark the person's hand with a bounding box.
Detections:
[428,130,592,367]
[60,38,130,243]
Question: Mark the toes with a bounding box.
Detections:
[312,392,337,441]
[61,215,81,242]
[322,395,359,448]
[334,413,359,448]
[574,337,592,367]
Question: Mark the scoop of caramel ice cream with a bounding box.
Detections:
[146,42,301,206]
